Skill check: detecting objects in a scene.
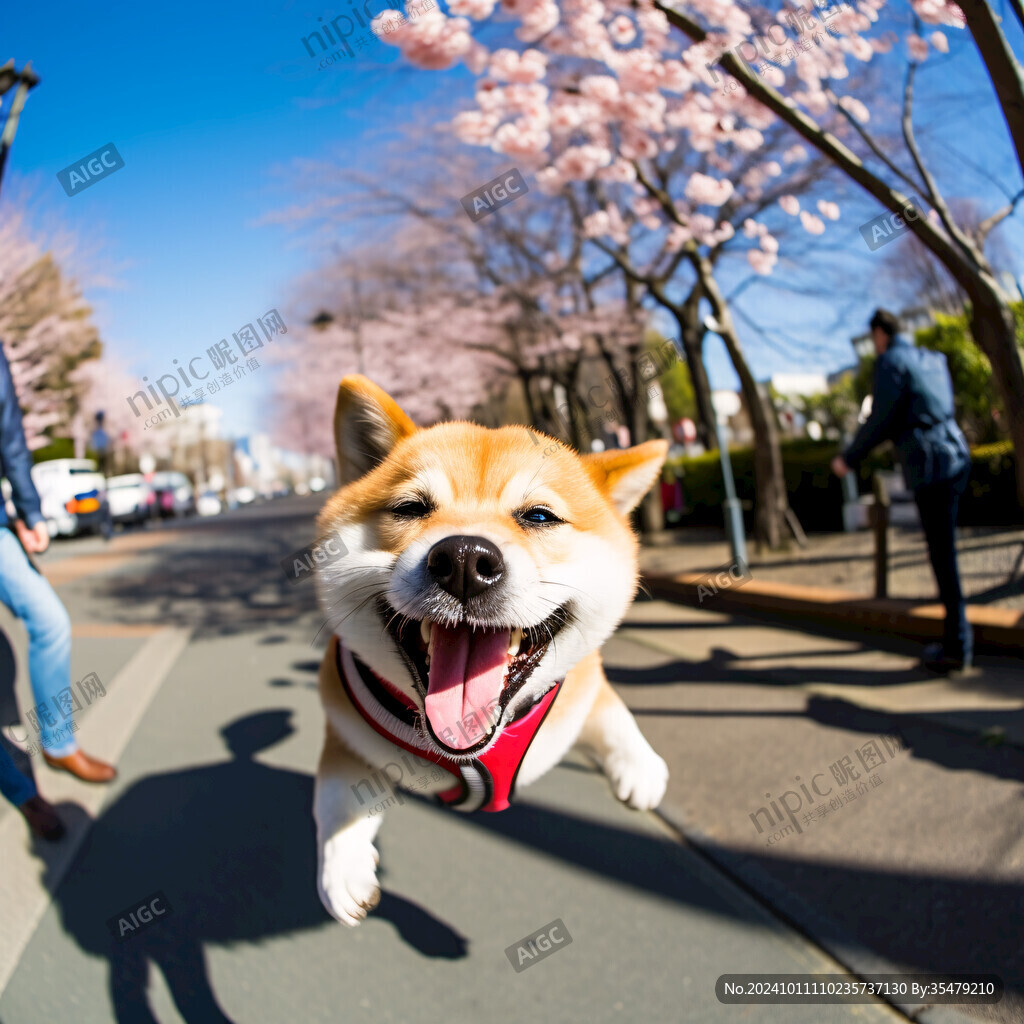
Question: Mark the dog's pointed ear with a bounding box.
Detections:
[583,439,669,515]
[333,375,417,486]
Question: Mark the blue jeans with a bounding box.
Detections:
[0,528,76,805]
[0,740,35,806]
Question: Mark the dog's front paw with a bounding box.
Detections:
[603,740,669,811]
[318,830,381,926]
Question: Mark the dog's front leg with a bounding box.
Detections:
[314,729,385,926]
[577,671,669,811]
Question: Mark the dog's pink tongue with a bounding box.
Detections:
[425,624,510,749]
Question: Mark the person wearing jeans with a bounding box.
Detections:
[0,340,115,839]
[0,740,64,840]
[832,309,973,674]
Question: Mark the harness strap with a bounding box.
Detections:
[332,637,561,812]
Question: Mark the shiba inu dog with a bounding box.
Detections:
[313,375,670,925]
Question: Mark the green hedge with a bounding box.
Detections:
[31,438,76,463]
[667,439,1021,532]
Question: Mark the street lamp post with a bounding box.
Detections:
[841,331,875,530]
[0,61,40,198]
[702,317,748,566]
[714,407,748,568]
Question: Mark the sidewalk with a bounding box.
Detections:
[640,527,1024,657]
[611,598,1024,1024]
[640,525,1024,610]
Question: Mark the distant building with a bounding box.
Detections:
[769,373,829,399]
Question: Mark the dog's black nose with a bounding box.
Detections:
[427,536,504,604]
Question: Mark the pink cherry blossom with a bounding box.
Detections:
[583,206,629,245]
[816,200,840,220]
[779,195,801,216]
[608,14,636,45]
[555,143,613,179]
[493,121,552,160]
[747,249,777,275]
[665,223,692,252]
[453,110,499,145]
[446,0,497,18]
[910,0,965,26]
[489,47,548,82]
[907,33,930,61]
[800,210,826,235]
[838,95,871,123]
[930,30,949,53]
[685,172,734,206]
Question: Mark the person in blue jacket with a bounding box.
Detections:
[0,342,116,840]
[832,309,973,674]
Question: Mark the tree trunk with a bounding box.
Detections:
[694,253,800,550]
[631,347,666,533]
[967,279,1024,502]
[593,333,635,441]
[671,303,717,451]
[959,0,1024,178]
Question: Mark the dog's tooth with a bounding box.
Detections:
[420,618,432,646]
[508,627,523,657]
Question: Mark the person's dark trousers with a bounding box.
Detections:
[913,460,972,662]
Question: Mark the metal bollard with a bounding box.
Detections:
[872,472,891,599]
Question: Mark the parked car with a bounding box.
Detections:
[196,490,222,517]
[150,471,196,518]
[30,459,112,538]
[106,473,156,526]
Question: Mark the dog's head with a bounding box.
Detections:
[315,375,667,760]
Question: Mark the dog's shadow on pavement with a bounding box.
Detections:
[48,710,466,1024]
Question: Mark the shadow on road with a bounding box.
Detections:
[86,505,325,640]
[805,694,1024,786]
[455,792,1023,1017]
[606,645,932,689]
[44,711,465,1024]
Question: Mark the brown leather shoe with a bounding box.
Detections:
[43,749,117,783]
[18,795,65,840]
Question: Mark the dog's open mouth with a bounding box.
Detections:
[381,601,570,753]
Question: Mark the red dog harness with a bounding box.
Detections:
[332,638,561,812]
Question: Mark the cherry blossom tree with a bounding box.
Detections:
[557,121,833,545]
[271,147,664,452]
[71,354,146,457]
[267,283,509,455]
[0,212,100,448]
[375,0,1024,506]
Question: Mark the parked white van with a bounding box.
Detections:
[30,459,113,538]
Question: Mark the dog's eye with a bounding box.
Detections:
[516,506,563,527]
[391,499,432,519]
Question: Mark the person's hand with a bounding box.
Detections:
[831,456,849,478]
[15,519,49,554]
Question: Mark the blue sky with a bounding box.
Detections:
[3,0,1023,440]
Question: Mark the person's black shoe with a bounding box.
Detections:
[921,643,974,675]
[18,795,65,841]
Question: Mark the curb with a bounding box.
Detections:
[643,573,1024,656]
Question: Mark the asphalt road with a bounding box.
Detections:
[0,497,1012,1023]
